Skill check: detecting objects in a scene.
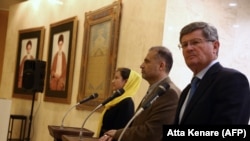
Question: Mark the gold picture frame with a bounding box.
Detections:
[44,17,78,104]
[77,1,122,110]
[13,27,45,99]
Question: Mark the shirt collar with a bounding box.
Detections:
[195,59,218,79]
[148,76,168,94]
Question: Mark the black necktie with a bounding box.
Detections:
[187,77,200,104]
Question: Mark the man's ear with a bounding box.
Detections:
[159,61,165,71]
[213,40,220,55]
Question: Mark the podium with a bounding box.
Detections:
[48,125,94,141]
[62,135,99,141]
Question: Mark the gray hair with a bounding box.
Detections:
[179,21,219,42]
[149,46,173,73]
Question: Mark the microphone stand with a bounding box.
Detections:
[117,85,167,141]
[79,104,102,140]
[60,103,79,129]
[61,93,98,129]
[118,108,144,141]
[26,90,36,141]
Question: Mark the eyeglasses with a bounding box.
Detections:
[178,38,214,49]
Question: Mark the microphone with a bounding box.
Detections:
[79,88,125,139]
[60,93,98,129]
[78,93,99,105]
[141,83,170,110]
[117,83,169,141]
[101,88,125,106]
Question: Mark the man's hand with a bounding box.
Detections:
[98,130,117,141]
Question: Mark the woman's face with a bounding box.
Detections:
[111,71,127,91]
[58,40,63,50]
[26,44,32,54]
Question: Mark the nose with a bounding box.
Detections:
[140,63,144,69]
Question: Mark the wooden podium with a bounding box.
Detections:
[62,135,99,141]
[48,125,94,141]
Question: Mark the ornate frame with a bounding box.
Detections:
[77,1,122,110]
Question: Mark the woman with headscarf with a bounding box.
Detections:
[96,67,142,137]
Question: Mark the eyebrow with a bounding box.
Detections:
[181,38,202,43]
[145,57,151,61]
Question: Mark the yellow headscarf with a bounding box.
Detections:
[95,70,142,137]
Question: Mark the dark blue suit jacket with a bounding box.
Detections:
[175,62,250,124]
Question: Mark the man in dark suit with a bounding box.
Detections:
[175,21,250,124]
[99,46,181,141]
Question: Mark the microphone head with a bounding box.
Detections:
[116,88,125,96]
[78,93,99,104]
[91,93,99,99]
[100,88,125,106]
[141,83,170,110]
[158,83,170,96]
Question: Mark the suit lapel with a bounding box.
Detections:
[136,78,170,111]
[180,62,222,123]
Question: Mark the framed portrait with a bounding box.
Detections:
[13,27,45,99]
[44,17,78,104]
[77,1,122,110]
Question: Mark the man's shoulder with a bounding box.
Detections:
[159,77,181,96]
